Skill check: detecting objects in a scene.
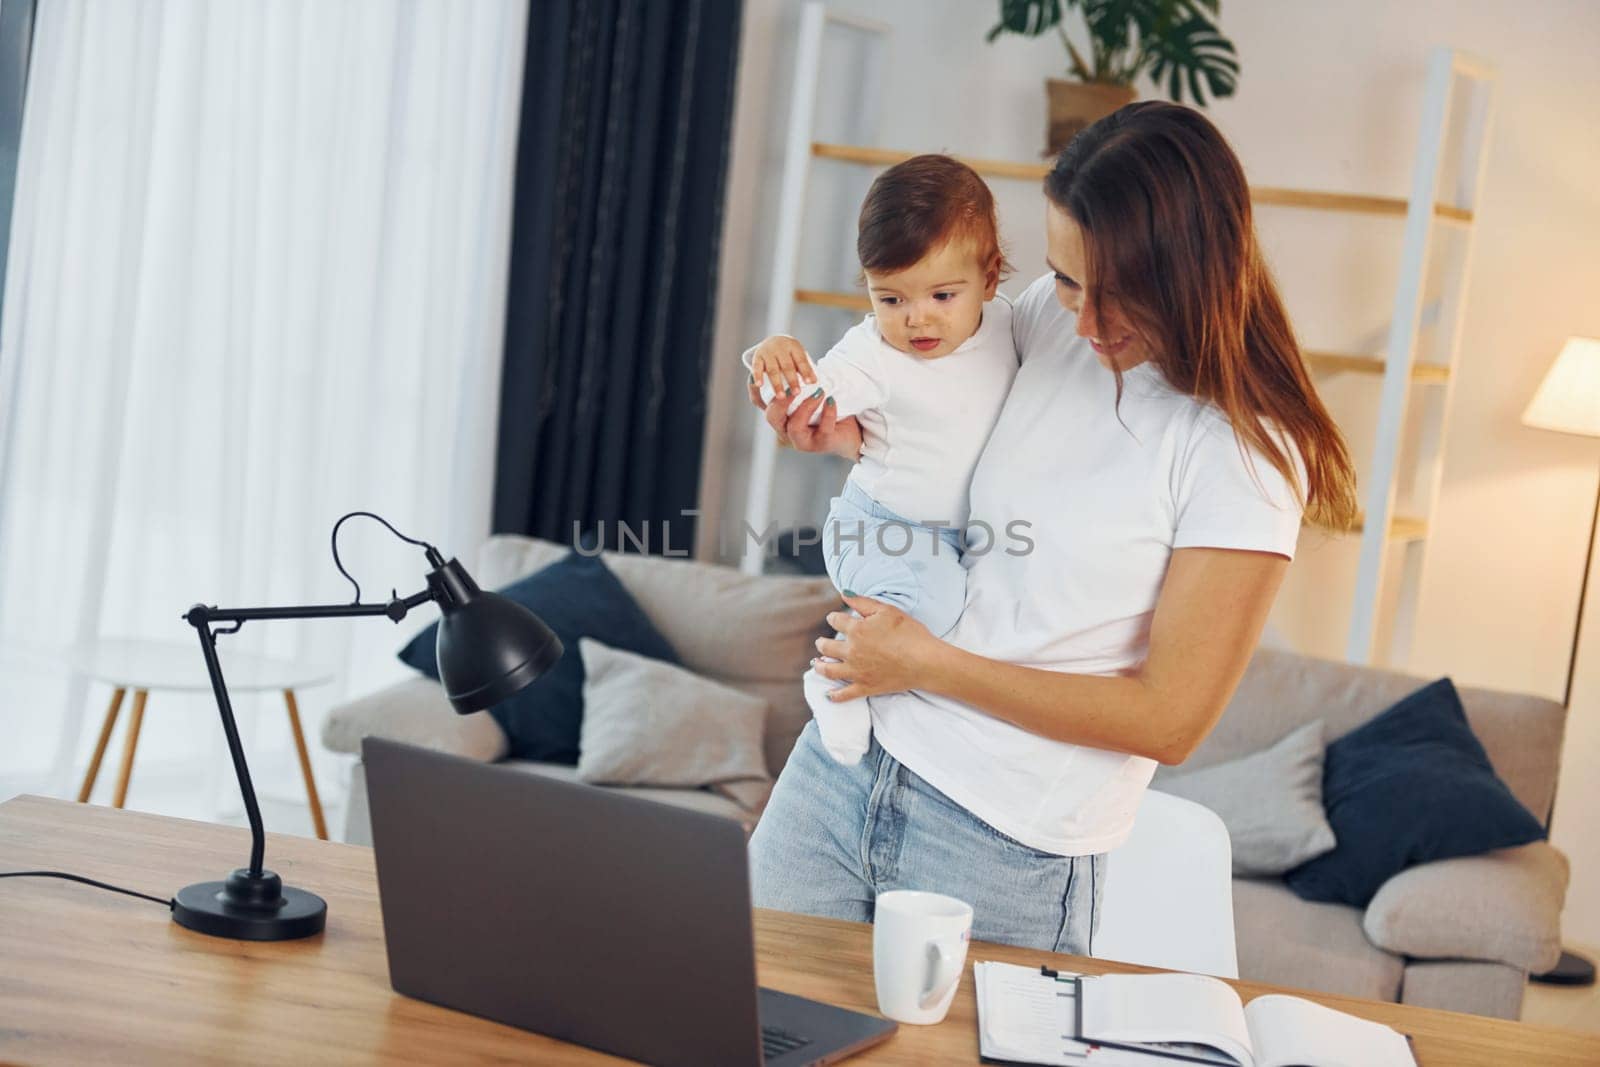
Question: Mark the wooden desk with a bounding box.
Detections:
[2,795,1596,1065]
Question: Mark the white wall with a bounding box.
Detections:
[702,1,1600,947]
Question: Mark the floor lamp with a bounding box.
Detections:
[1523,335,1600,987]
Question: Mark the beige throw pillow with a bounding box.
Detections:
[1157,719,1336,877]
[576,638,772,810]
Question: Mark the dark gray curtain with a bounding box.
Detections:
[492,0,742,554]
[0,0,37,351]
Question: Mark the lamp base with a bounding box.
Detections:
[171,867,326,941]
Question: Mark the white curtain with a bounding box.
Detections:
[0,0,528,814]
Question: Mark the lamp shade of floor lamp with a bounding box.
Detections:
[1522,336,1600,986]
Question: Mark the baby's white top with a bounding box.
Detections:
[745,298,1017,525]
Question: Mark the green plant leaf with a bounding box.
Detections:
[986,0,1239,104]
[1145,14,1239,106]
[1081,0,1135,57]
[986,0,1065,43]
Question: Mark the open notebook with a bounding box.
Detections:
[976,963,1417,1067]
[975,962,1168,1065]
[1078,973,1417,1067]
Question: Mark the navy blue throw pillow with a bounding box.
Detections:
[1283,677,1544,907]
[397,551,678,763]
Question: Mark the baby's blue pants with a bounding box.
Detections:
[823,480,966,638]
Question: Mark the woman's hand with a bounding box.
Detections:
[745,334,862,460]
[811,595,944,701]
[748,384,864,462]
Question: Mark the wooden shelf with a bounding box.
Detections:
[796,294,1451,387]
[813,141,1051,182]
[796,286,1430,544]
[1317,514,1428,541]
[795,288,871,313]
[1304,351,1450,384]
[1253,186,1472,224]
[811,141,1473,225]
[1388,516,1430,541]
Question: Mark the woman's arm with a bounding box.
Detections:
[814,546,1288,765]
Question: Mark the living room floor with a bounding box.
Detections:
[1522,959,1600,1034]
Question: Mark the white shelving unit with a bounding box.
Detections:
[1345,48,1496,665]
[739,2,889,576]
[741,29,1495,670]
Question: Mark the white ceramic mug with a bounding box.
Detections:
[872,890,974,1025]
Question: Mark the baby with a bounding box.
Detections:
[745,154,1017,764]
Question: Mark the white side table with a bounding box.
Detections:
[71,638,336,839]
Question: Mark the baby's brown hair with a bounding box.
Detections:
[856,154,1012,282]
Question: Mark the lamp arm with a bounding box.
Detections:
[186,621,270,875]
[187,588,435,628]
[182,587,437,876]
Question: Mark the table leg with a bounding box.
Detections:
[111,690,148,809]
[77,688,127,803]
[284,689,327,840]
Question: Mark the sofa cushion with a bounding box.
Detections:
[721,676,814,777]
[1155,720,1335,876]
[319,675,508,761]
[1233,878,1404,1003]
[494,759,757,829]
[398,551,678,764]
[475,536,569,589]
[1284,678,1546,907]
[476,534,840,684]
[1196,648,1565,826]
[474,535,836,777]
[576,639,771,811]
[1362,841,1568,973]
[1398,960,1526,1021]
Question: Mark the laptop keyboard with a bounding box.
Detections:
[761,1024,812,1061]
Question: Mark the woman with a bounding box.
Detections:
[744,102,1358,955]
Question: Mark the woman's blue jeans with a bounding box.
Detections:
[750,721,1104,955]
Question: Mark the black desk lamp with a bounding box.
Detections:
[173,512,562,941]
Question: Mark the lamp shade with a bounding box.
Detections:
[1524,337,1600,438]
[427,557,564,713]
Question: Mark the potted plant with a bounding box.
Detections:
[986,0,1240,154]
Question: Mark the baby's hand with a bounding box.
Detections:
[747,336,816,404]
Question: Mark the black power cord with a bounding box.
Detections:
[5,514,441,923]
[0,870,173,908]
[329,510,438,603]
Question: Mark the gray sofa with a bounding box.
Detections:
[323,534,1569,1021]
[1152,649,1568,1020]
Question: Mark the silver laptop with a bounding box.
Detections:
[363,737,897,1066]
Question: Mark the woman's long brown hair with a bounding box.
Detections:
[1047,101,1359,531]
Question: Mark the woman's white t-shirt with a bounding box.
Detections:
[868,274,1306,856]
